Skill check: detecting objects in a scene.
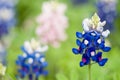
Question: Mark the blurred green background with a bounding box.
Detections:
[5,0,120,80]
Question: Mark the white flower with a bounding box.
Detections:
[24,41,33,54]
[28,58,33,64]
[102,30,110,38]
[82,19,90,32]
[97,39,102,44]
[97,21,106,32]
[0,63,6,76]
[84,39,89,45]
[82,13,110,38]
[40,57,45,63]
[24,38,48,54]
[0,8,14,21]
[82,13,107,32]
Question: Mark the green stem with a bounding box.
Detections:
[88,63,91,80]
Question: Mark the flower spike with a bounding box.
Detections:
[16,39,48,80]
[72,13,111,67]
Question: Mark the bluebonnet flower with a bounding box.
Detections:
[16,39,48,80]
[0,0,16,39]
[96,0,117,31]
[72,13,111,67]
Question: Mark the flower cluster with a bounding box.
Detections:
[96,0,117,31]
[36,1,68,47]
[0,0,17,39]
[16,39,48,80]
[72,13,111,67]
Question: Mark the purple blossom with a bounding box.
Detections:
[0,0,16,39]
[96,0,117,31]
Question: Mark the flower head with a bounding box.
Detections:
[0,0,16,39]
[36,1,68,47]
[72,13,111,67]
[16,39,48,79]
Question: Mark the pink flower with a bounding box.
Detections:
[36,1,68,48]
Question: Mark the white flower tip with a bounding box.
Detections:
[97,39,102,44]
[82,18,90,32]
[0,63,6,76]
[84,40,89,45]
[102,30,110,38]
[102,21,106,26]
[37,45,48,52]
[24,41,30,47]
[24,41,33,53]
[35,53,40,58]
[0,8,14,21]
[28,58,33,64]
[23,53,27,58]
[96,26,103,32]
[40,58,45,62]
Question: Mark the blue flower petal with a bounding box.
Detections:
[76,39,81,46]
[21,46,29,54]
[42,70,48,76]
[82,54,90,65]
[72,48,79,54]
[91,56,96,61]
[81,43,86,49]
[80,61,84,67]
[16,60,21,65]
[42,62,48,67]
[95,52,102,62]
[102,47,111,52]
[76,32,82,38]
[99,43,105,49]
[96,52,102,57]
[98,58,108,66]
[87,47,96,57]
[28,74,33,79]
[18,69,26,78]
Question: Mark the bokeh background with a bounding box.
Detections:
[0,0,120,80]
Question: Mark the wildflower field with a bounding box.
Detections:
[0,0,120,80]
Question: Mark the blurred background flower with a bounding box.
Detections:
[36,1,68,48]
[96,0,117,31]
[0,0,17,66]
[16,39,48,80]
[0,0,17,38]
